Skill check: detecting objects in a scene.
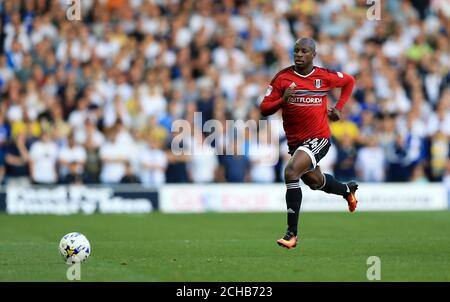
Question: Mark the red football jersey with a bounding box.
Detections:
[260,65,355,150]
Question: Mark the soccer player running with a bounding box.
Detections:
[260,37,358,249]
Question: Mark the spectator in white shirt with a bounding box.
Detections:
[68,97,89,130]
[249,132,277,183]
[99,127,130,184]
[58,133,87,180]
[187,133,218,183]
[29,131,58,184]
[74,117,105,147]
[139,136,168,187]
[355,134,386,182]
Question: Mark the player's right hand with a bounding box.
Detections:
[282,82,297,103]
[328,107,342,121]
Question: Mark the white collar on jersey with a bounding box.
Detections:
[293,67,316,78]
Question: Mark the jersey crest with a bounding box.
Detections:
[314,79,322,88]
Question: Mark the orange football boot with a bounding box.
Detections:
[345,182,359,212]
[276,231,298,249]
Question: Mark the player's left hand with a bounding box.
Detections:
[328,107,342,121]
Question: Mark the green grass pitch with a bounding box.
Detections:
[1,211,449,281]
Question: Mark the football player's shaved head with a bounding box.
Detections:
[295,38,316,55]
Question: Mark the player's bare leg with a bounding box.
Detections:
[302,166,359,212]
[277,149,312,249]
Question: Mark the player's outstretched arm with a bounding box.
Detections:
[259,77,293,117]
[260,96,284,117]
[259,82,296,116]
[331,72,356,112]
[326,71,355,122]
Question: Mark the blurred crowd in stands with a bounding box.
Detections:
[0,0,449,187]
